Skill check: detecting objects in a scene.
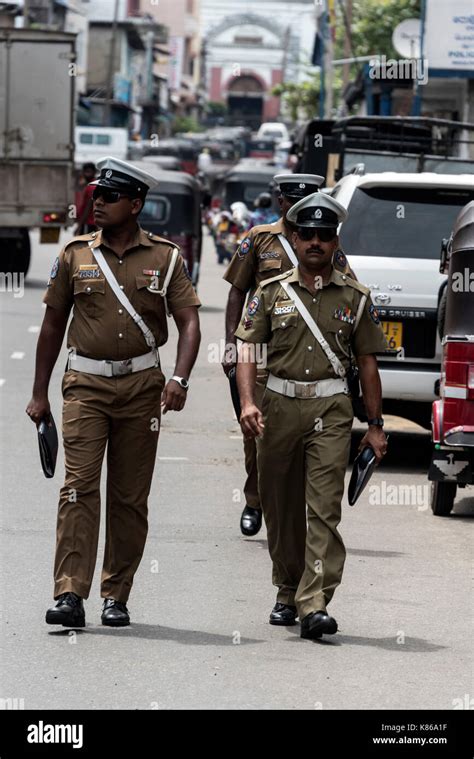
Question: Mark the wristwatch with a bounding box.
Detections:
[171,375,189,390]
[367,417,384,427]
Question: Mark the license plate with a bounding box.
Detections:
[40,227,61,244]
[381,320,403,351]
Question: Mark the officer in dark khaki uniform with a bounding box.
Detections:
[236,193,388,639]
[223,174,355,540]
[26,157,201,628]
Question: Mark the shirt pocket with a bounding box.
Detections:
[270,310,299,348]
[326,322,354,357]
[73,277,105,318]
[134,275,164,319]
[257,258,282,277]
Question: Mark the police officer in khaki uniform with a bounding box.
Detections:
[223,174,355,539]
[235,193,388,639]
[26,157,201,628]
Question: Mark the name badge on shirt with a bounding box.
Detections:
[273,300,296,316]
[78,265,101,279]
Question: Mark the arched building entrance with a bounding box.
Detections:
[227,75,264,129]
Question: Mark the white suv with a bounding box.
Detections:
[331,170,474,429]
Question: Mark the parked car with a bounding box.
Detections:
[331,169,474,429]
[142,139,199,175]
[256,122,289,143]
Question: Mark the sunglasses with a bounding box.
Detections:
[296,226,337,242]
[92,188,133,204]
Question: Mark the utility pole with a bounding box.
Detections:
[342,0,352,91]
[103,0,120,127]
[325,0,335,118]
[279,25,291,119]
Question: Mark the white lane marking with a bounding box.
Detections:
[0,379,5,387]
[28,325,40,333]
[11,352,25,359]
[158,456,189,461]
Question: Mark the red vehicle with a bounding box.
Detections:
[429,201,474,516]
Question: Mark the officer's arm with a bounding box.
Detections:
[357,354,382,420]
[161,306,200,414]
[356,354,387,463]
[237,343,264,438]
[26,305,71,426]
[222,285,246,375]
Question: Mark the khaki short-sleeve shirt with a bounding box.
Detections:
[235,267,388,382]
[43,225,200,361]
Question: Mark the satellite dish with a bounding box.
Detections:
[392,19,421,59]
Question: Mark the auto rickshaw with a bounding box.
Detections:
[223,162,279,212]
[429,201,474,516]
[134,162,202,288]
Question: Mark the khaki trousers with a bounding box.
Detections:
[257,389,353,619]
[53,367,164,603]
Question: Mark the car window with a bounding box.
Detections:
[340,186,474,259]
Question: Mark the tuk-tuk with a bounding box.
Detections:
[429,201,474,515]
[135,162,202,287]
[223,162,278,212]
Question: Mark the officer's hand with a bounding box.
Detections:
[240,403,265,439]
[221,342,237,377]
[26,395,51,427]
[161,380,187,414]
[359,427,387,464]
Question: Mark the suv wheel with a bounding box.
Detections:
[431,481,456,517]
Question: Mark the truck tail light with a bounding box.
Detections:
[468,365,474,398]
[43,212,65,224]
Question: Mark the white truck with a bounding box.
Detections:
[0,27,76,276]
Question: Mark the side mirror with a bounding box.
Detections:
[439,237,451,274]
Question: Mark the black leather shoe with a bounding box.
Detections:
[101,599,130,627]
[269,603,297,626]
[240,505,262,536]
[300,611,338,639]
[45,592,85,627]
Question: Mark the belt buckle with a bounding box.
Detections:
[297,382,318,399]
[115,358,133,376]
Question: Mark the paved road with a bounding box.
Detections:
[0,229,472,710]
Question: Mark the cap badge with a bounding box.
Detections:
[105,170,113,178]
[313,209,322,219]
[299,183,306,189]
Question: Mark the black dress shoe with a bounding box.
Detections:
[240,505,262,536]
[45,592,85,628]
[101,599,130,627]
[269,602,297,626]
[300,611,338,639]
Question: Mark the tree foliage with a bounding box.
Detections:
[273,0,422,122]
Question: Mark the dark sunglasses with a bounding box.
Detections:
[296,226,337,242]
[92,188,132,204]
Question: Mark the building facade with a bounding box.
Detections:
[200,0,317,127]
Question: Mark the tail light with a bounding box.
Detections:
[468,365,474,399]
[43,212,65,224]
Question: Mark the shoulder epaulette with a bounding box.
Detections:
[63,233,94,251]
[260,268,294,288]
